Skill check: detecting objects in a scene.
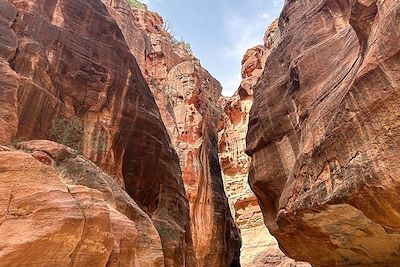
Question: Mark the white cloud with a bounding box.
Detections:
[220,5,275,95]
[260,13,271,20]
[220,73,242,96]
[273,0,284,7]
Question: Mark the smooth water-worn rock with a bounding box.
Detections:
[247,0,400,266]
[0,0,193,265]
[0,140,164,266]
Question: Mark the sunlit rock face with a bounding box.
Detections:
[105,1,241,266]
[0,0,193,265]
[163,61,242,267]
[247,0,400,266]
[0,140,164,266]
[218,21,309,267]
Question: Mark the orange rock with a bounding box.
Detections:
[16,139,165,266]
[105,2,241,266]
[0,141,166,266]
[0,1,191,265]
[0,151,112,266]
[218,21,308,266]
[0,2,19,145]
[247,0,400,265]
[17,140,73,160]
[151,39,241,267]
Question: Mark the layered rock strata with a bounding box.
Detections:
[104,1,241,265]
[0,0,194,265]
[247,0,400,266]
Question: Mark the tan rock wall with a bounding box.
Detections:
[0,140,164,266]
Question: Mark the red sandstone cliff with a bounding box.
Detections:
[0,0,241,266]
[0,0,193,265]
[247,0,400,266]
[104,1,241,265]
[218,21,309,267]
[3,0,396,265]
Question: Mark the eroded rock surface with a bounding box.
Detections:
[164,61,241,267]
[0,1,193,265]
[247,0,400,266]
[104,1,241,265]
[219,21,309,267]
[0,140,164,266]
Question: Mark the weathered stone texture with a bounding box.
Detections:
[247,0,400,266]
[219,21,309,267]
[104,2,242,265]
[0,0,193,265]
[0,140,164,266]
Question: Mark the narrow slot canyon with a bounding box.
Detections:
[0,0,399,266]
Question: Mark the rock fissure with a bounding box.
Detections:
[67,186,90,266]
[0,0,398,266]
[6,193,13,214]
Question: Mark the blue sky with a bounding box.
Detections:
[142,0,284,96]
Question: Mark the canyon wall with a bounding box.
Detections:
[0,0,241,266]
[104,1,241,265]
[0,0,194,265]
[247,0,400,266]
[219,21,309,267]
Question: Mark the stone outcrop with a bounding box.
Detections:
[104,1,241,265]
[247,0,400,266]
[219,21,309,267]
[0,140,164,266]
[0,0,193,265]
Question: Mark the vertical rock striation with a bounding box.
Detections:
[0,0,193,265]
[247,0,400,266]
[0,0,240,265]
[219,21,309,267]
[164,61,241,267]
[104,1,241,266]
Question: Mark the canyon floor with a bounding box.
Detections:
[0,0,399,266]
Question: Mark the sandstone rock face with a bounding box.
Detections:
[0,1,19,145]
[104,1,241,265]
[247,0,400,266]
[219,21,309,267]
[0,140,164,266]
[0,1,193,265]
[164,61,241,267]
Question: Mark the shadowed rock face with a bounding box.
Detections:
[0,0,193,265]
[247,0,400,266]
[106,1,240,266]
[103,1,241,265]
